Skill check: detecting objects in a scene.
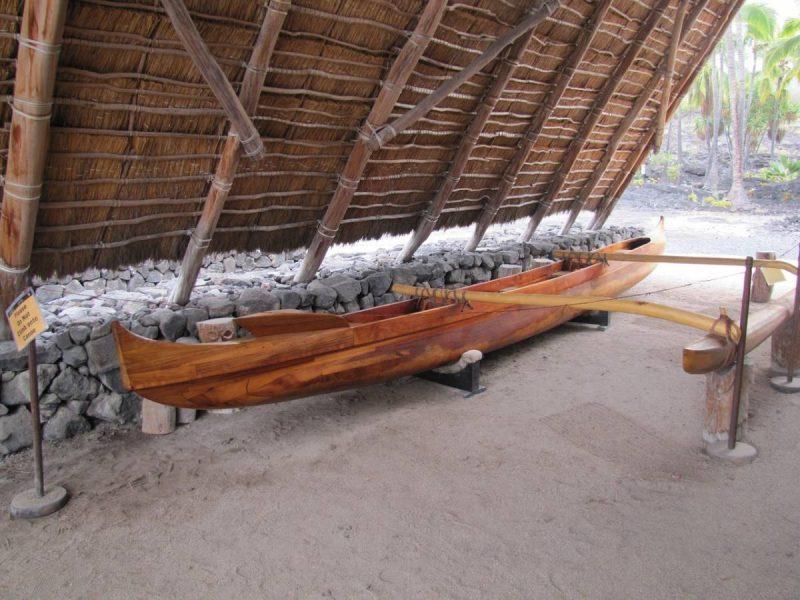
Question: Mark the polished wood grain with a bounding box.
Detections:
[114,222,665,409]
[237,310,350,337]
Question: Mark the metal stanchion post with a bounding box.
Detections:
[727,257,753,451]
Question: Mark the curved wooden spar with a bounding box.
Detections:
[683,290,793,374]
[391,284,740,341]
[552,251,798,276]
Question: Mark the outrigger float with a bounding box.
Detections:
[115,217,777,411]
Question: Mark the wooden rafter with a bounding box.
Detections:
[160,0,265,158]
[170,0,291,305]
[560,0,694,235]
[365,0,563,152]
[589,0,745,230]
[463,0,614,252]
[654,0,690,151]
[0,0,68,340]
[293,0,448,283]
[520,0,672,242]
[397,31,535,263]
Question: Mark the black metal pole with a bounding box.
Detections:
[27,341,44,497]
[785,243,800,384]
[728,256,754,450]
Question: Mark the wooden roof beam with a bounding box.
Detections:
[364,0,563,153]
[463,0,614,252]
[0,0,68,340]
[520,0,672,242]
[397,31,536,263]
[589,0,745,230]
[560,0,694,235]
[654,0,690,151]
[292,0,448,283]
[170,0,291,306]
[160,0,265,158]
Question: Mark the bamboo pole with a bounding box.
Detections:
[520,0,672,243]
[397,31,536,263]
[0,0,69,340]
[293,0,448,283]
[552,250,799,275]
[170,0,291,306]
[654,0,689,152]
[562,0,695,235]
[463,0,614,253]
[590,0,746,230]
[364,0,563,152]
[392,284,740,341]
[160,0,264,158]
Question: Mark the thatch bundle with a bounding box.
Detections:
[0,0,739,278]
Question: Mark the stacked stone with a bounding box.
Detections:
[0,226,641,455]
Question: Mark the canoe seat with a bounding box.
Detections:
[236,309,350,337]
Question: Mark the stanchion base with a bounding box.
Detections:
[704,441,758,465]
[769,376,800,394]
[10,485,69,519]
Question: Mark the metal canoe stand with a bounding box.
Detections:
[769,242,800,394]
[8,308,69,519]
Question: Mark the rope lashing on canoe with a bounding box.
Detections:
[391,284,741,342]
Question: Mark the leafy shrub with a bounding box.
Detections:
[703,196,732,208]
[758,156,800,183]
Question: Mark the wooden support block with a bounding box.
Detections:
[497,264,523,278]
[771,317,799,375]
[196,317,237,342]
[177,408,197,424]
[141,399,176,435]
[703,363,752,445]
[752,251,776,303]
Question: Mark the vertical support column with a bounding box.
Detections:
[170,0,291,305]
[703,363,753,448]
[0,0,69,340]
[293,0,447,283]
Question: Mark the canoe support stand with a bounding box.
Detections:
[417,350,486,398]
[569,310,611,330]
[769,243,800,394]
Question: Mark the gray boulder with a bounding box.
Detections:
[88,392,139,424]
[35,284,63,303]
[1,364,59,406]
[323,275,361,303]
[0,407,32,455]
[181,307,209,337]
[50,367,98,402]
[198,295,235,318]
[154,309,187,341]
[131,321,159,339]
[235,288,280,316]
[43,406,90,441]
[307,280,337,309]
[365,272,392,296]
[274,289,301,310]
[390,267,417,286]
[69,325,91,345]
[86,333,119,375]
[62,345,88,368]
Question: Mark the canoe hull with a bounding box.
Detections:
[114,223,665,409]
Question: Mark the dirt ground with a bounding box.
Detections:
[1,209,799,599]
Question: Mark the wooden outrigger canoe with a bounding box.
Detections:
[113,219,666,409]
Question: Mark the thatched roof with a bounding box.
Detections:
[0,0,739,277]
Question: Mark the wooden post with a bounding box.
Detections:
[568,0,696,234]
[0,0,68,341]
[519,0,672,242]
[771,317,800,376]
[463,0,614,252]
[397,31,535,263]
[160,0,265,158]
[703,363,752,445]
[654,0,689,152]
[170,0,291,305]
[293,0,447,283]
[590,0,746,230]
[752,251,776,303]
[141,401,177,435]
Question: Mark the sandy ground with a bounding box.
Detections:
[1,210,799,599]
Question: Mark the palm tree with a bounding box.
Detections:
[726,23,748,205]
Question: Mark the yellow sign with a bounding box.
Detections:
[5,288,47,351]
[761,267,785,286]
